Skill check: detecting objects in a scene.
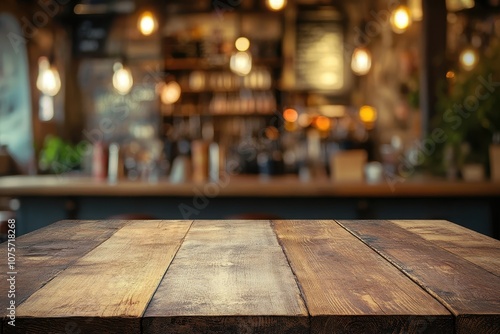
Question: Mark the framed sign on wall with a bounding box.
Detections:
[294,7,350,95]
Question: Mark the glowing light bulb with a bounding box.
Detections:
[138,11,157,36]
[235,37,250,52]
[266,0,287,11]
[459,48,478,71]
[112,62,133,95]
[391,6,411,33]
[160,81,182,104]
[351,47,372,76]
[37,57,61,96]
[230,51,252,76]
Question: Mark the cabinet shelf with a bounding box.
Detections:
[180,87,276,93]
[160,9,285,143]
[162,112,276,117]
[164,57,282,71]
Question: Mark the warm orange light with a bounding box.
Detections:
[160,81,181,104]
[235,37,250,52]
[138,11,157,36]
[459,48,478,71]
[446,71,455,79]
[266,0,287,11]
[112,62,133,95]
[390,5,411,33]
[283,108,298,123]
[359,105,377,123]
[230,51,252,76]
[314,116,331,131]
[37,57,61,96]
[351,47,372,76]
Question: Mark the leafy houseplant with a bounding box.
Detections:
[38,135,87,174]
[426,40,500,178]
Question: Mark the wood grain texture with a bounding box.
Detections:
[11,220,192,334]
[391,220,500,276]
[143,220,308,334]
[0,220,127,309]
[338,220,500,334]
[1,220,128,333]
[273,220,452,334]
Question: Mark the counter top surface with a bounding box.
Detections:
[1,219,499,333]
[0,174,500,197]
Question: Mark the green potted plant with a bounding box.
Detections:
[38,135,86,175]
[426,39,500,180]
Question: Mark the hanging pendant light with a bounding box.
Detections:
[390,5,412,34]
[266,0,287,11]
[112,62,133,95]
[230,36,253,76]
[160,81,182,104]
[138,10,158,36]
[230,51,252,76]
[351,47,372,76]
[36,56,61,97]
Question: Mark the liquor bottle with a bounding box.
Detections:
[92,141,107,180]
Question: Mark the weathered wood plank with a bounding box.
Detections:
[0,220,127,320]
[392,220,500,276]
[11,220,192,334]
[143,220,308,334]
[273,220,452,334]
[338,220,500,334]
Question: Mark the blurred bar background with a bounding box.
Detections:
[0,0,499,238]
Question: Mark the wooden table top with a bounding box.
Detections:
[1,175,500,197]
[1,219,499,334]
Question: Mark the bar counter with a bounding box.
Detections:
[1,175,500,197]
[0,175,499,238]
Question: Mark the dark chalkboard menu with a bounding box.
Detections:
[295,8,345,92]
[73,18,114,56]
